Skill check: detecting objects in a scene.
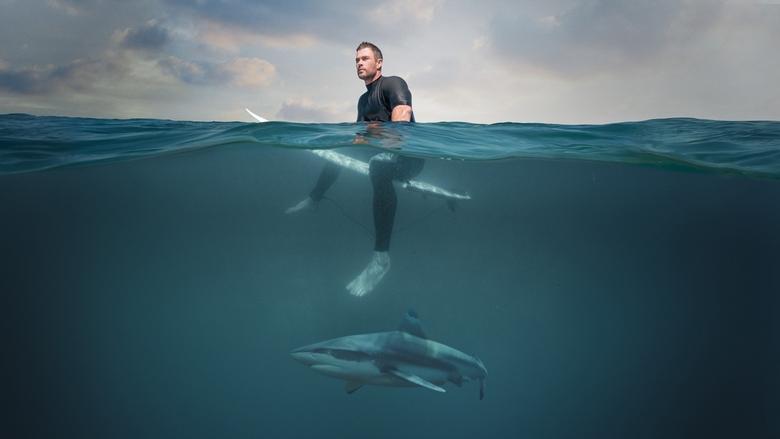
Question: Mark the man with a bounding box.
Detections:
[286,41,424,297]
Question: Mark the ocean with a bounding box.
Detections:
[2,113,778,438]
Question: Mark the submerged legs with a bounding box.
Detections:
[288,152,423,296]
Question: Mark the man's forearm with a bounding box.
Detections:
[391,105,413,122]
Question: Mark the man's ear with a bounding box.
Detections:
[377,58,383,71]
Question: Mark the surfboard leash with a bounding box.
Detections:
[322,196,374,238]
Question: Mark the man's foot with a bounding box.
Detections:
[346,251,391,297]
[285,196,316,215]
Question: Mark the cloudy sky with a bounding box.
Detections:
[1,0,778,123]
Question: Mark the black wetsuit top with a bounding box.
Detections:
[357,76,415,122]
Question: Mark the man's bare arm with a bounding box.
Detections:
[391,105,413,122]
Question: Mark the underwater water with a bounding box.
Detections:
[2,114,779,438]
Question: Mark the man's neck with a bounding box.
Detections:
[364,72,382,86]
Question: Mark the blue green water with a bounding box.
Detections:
[2,114,780,178]
[2,113,779,438]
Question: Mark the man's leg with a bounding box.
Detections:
[286,162,341,214]
[370,155,397,252]
[371,153,424,250]
[347,153,424,297]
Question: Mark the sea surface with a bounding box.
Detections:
[2,113,779,438]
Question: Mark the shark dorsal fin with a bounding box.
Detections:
[399,309,427,339]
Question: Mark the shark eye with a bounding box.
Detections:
[331,350,365,361]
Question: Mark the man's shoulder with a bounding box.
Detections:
[379,76,411,95]
[381,75,409,86]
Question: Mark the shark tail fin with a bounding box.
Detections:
[479,378,485,400]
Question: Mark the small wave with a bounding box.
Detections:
[1,114,779,178]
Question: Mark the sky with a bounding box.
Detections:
[0,0,779,123]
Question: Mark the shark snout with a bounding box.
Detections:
[290,347,319,366]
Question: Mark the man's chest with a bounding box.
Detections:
[358,90,391,122]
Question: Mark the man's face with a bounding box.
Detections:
[356,47,382,81]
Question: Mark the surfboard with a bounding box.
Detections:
[245,108,471,201]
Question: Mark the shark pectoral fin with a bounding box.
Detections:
[344,381,363,395]
[389,370,446,393]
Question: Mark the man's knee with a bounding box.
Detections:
[369,152,396,164]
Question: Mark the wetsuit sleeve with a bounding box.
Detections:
[382,76,412,109]
[357,94,366,122]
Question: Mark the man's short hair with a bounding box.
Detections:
[356,42,383,62]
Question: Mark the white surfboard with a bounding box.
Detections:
[245,108,471,201]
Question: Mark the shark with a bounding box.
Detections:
[290,310,488,399]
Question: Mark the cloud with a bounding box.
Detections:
[221,57,276,87]
[196,20,316,53]
[162,0,444,46]
[113,19,172,51]
[156,56,276,87]
[163,0,332,35]
[195,21,256,53]
[489,0,722,76]
[156,56,225,85]
[0,8,275,99]
[276,98,350,122]
[368,0,444,24]
[0,56,125,95]
[46,0,102,15]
